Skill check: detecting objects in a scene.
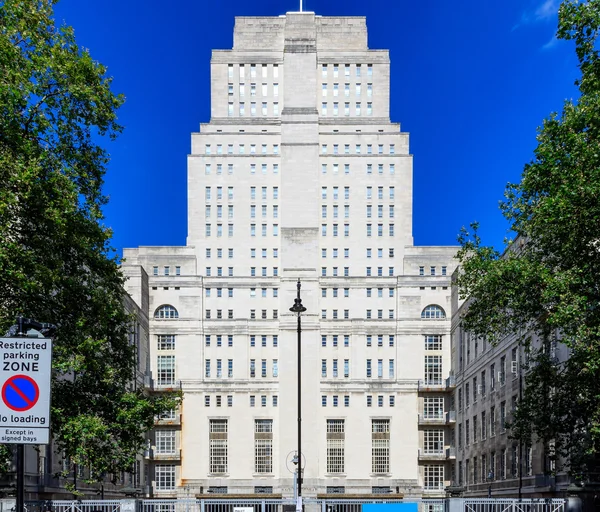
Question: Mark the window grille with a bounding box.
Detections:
[327,420,345,473]
[371,419,390,473]
[209,420,228,473]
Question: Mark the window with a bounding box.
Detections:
[155,464,176,490]
[157,355,175,386]
[156,430,176,455]
[424,430,444,455]
[327,420,345,473]
[254,420,273,473]
[421,305,446,319]
[157,335,175,350]
[154,305,179,319]
[372,420,390,473]
[209,420,228,473]
[424,356,442,385]
[425,335,443,350]
[423,397,444,420]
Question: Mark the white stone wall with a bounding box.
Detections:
[123,11,459,499]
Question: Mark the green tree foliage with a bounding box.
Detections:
[0,0,180,482]
[457,0,600,480]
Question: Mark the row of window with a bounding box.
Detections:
[205,247,281,259]
[195,265,402,277]
[228,63,279,80]
[205,162,397,177]
[205,417,391,476]
[458,354,517,409]
[458,400,514,448]
[205,224,281,237]
[203,394,279,408]
[157,333,439,351]
[321,267,394,277]
[321,63,374,78]
[321,82,374,98]
[152,266,182,276]
[208,287,280,298]
[205,163,282,175]
[206,205,280,219]
[322,164,397,176]
[205,186,279,200]
[204,186,395,202]
[206,309,278,319]
[153,304,447,320]
[320,102,374,116]
[322,186,395,200]
[321,143,396,155]
[322,309,396,320]
[155,353,444,386]
[205,143,279,155]
[229,82,279,97]
[330,248,394,259]
[321,358,396,378]
[320,223,396,237]
[204,266,279,277]
[319,205,395,220]
[419,266,448,276]
[321,394,397,408]
[203,142,397,156]
[324,288,396,298]
[228,102,279,117]
[459,446,533,486]
[205,224,398,238]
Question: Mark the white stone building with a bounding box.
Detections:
[123,10,457,498]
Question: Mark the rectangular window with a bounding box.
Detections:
[424,355,442,385]
[155,464,176,490]
[254,419,273,473]
[157,355,175,386]
[155,430,176,455]
[326,419,345,473]
[425,335,443,350]
[423,397,444,419]
[372,420,390,473]
[157,335,176,351]
[209,419,228,474]
[423,430,444,455]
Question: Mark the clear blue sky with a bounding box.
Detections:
[53,0,576,255]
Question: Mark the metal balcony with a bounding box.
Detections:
[418,376,456,392]
[418,449,446,461]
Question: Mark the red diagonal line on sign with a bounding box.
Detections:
[8,381,33,407]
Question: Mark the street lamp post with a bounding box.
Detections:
[289,280,306,512]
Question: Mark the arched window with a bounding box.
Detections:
[421,305,446,319]
[154,305,179,319]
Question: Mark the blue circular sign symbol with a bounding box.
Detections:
[2,375,40,412]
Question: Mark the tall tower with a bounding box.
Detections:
[124,10,457,499]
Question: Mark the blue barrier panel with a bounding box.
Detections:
[363,505,418,512]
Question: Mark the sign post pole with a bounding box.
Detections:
[1,317,54,512]
[16,444,24,512]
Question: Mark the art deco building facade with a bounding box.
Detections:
[123,11,457,498]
